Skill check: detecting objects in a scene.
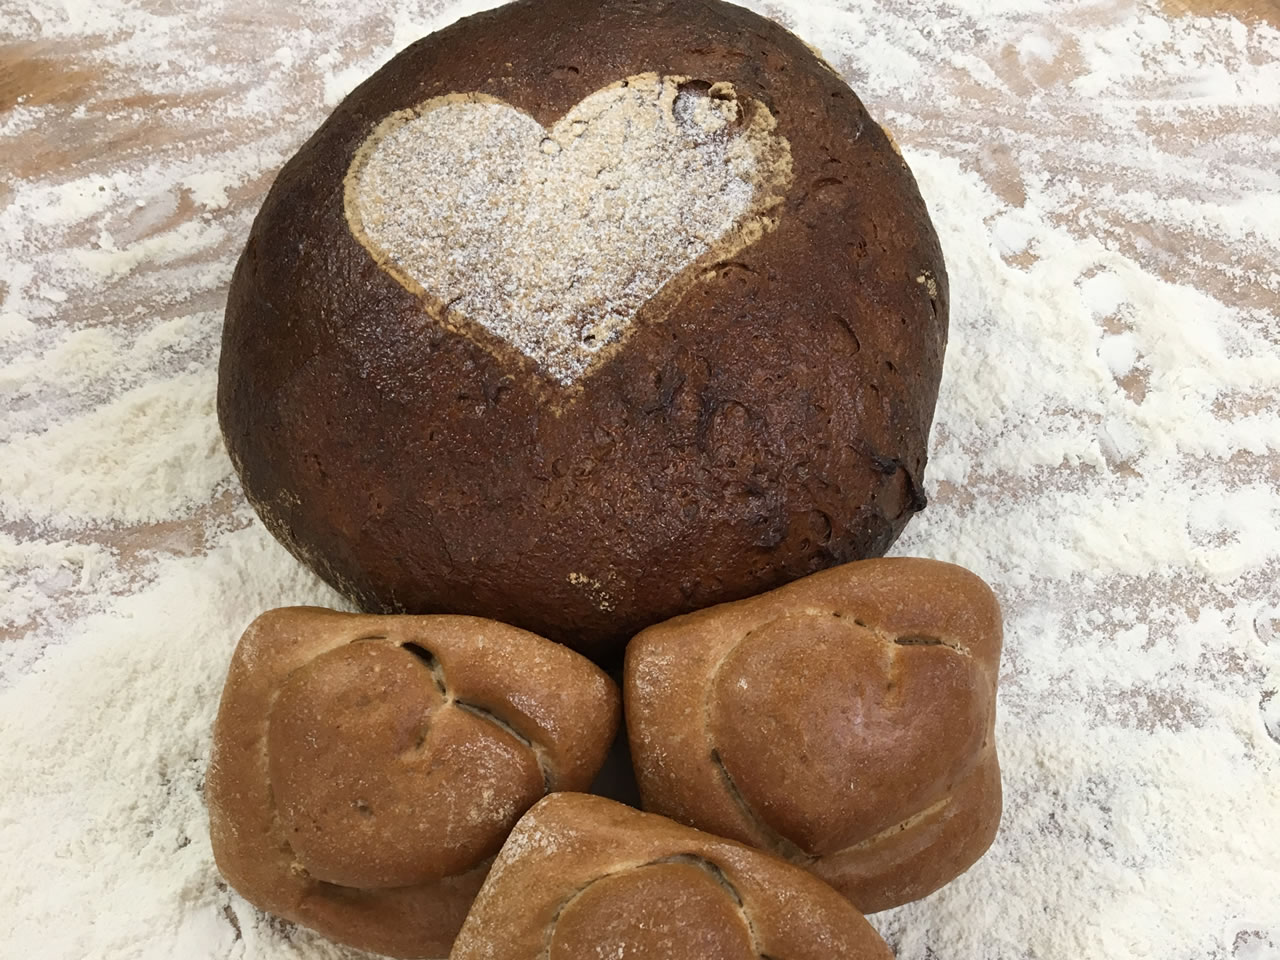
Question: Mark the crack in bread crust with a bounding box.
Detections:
[838,795,954,854]
[538,854,769,960]
[366,634,560,793]
[261,627,560,900]
[709,748,817,866]
[700,617,794,855]
[394,635,559,793]
[653,854,764,956]
[454,700,555,793]
[701,607,975,860]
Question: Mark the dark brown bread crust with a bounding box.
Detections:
[624,558,1003,913]
[218,0,949,663]
[449,793,895,960]
[206,608,619,958]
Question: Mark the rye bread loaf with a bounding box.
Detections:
[624,558,1003,912]
[449,793,894,960]
[217,0,949,663]
[205,608,618,958]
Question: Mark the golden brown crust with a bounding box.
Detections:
[217,0,949,664]
[449,793,894,960]
[624,557,1003,913]
[206,608,620,958]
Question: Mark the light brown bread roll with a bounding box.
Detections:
[206,608,619,958]
[624,557,1002,913]
[449,793,893,960]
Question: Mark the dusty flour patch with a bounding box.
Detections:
[0,0,1277,959]
[1,369,229,526]
[0,525,356,959]
[346,73,792,385]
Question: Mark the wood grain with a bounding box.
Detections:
[1162,0,1280,24]
[0,42,99,114]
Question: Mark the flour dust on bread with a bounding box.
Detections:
[344,74,793,387]
[219,0,949,662]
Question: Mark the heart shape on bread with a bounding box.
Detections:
[206,608,619,958]
[222,0,951,665]
[450,794,893,960]
[344,73,793,385]
[624,558,1003,913]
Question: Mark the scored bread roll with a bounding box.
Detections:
[449,793,893,960]
[206,608,619,958]
[624,558,1003,913]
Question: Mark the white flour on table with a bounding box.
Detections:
[1,0,1277,958]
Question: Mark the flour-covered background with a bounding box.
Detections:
[1,0,1277,957]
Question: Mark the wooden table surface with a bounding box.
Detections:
[1,1,1277,958]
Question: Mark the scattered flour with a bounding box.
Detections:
[0,0,1277,959]
[2,370,229,526]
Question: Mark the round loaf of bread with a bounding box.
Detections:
[218,0,949,662]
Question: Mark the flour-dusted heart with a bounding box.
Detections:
[344,74,793,386]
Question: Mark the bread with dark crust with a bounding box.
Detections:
[624,557,1002,913]
[218,0,949,663]
[449,792,894,960]
[206,607,619,958]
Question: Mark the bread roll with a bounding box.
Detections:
[206,608,619,958]
[218,0,949,663]
[450,793,893,960]
[624,558,1002,912]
